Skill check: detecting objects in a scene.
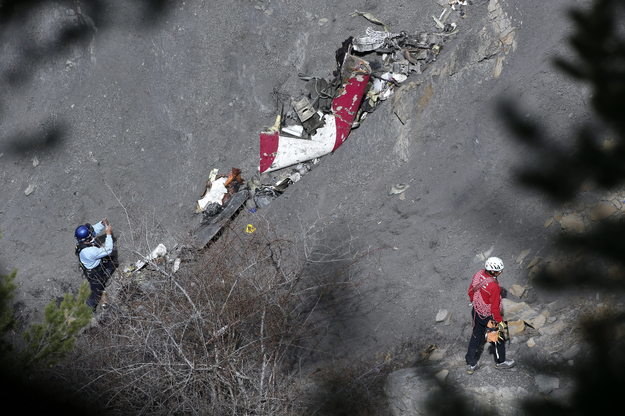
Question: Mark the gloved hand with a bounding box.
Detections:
[485,330,500,343]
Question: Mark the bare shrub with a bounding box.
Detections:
[46,215,331,415]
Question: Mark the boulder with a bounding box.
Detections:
[539,321,567,336]
[590,202,618,221]
[508,284,527,298]
[428,348,446,361]
[535,375,560,394]
[507,320,526,336]
[559,213,585,233]
[527,312,547,329]
[435,309,449,322]
[434,369,449,383]
[502,299,530,316]
[562,344,581,360]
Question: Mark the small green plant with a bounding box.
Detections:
[0,270,17,356]
[23,281,93,367]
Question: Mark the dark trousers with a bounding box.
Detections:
[465,308,506,365]
[83,262,111,310]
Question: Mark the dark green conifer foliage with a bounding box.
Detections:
[22,282,92,368]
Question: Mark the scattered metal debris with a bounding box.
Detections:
[259,4,466,177]
[390,184,410,195]
[191,4,471,249]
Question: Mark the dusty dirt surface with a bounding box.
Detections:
[1,0,592,411]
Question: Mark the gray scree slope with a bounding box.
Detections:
[0,0,587,367]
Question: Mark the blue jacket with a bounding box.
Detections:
[78,221,113,270]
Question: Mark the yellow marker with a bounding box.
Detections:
[245,224,256,233]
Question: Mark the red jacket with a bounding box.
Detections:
[467,269,503,322]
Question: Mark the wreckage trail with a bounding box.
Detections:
[195,190,250,248]
[259,54,371,174]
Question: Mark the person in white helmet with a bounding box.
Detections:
[465,256,515,374]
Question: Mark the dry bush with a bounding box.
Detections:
[49,216,321,415]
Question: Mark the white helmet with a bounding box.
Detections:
[485,257,504,272]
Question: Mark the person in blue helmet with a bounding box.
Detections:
[74,218,114,310]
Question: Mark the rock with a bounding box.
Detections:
[24,184,35,195]
[508,284,526,298]
[539,321,566,336]
[32,156,40,167]
[562,344,581,360]
[385,368,439,416]
[516,249,530,264]
[434,369,448,383]
[527,337,536,347]
[475,246,494,262]
[507,320,526,336]
[535,374,560,394]
[559,213,585,233]
[528,312,547,329]
[435,309,449,322]
[428,348,446,361]
[502,299,530,316]
[590,202,618,221]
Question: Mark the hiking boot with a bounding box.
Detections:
[466,363,479,374]
[495,359,516,369]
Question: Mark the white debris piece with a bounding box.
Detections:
[172,258,181,273]
[381,72,408,83]
[135,243,168,270]
[352,27,399,52]
[282,125,304,138]
[197,176,228,210]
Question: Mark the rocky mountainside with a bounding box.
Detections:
[1,0,610,414]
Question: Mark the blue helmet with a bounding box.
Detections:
[74,224,94,241]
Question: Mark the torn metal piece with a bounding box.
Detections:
[292,96,316,122]
[432,15,445,30]
[282,124,305,138]
[259,54,371,173]
[350,10,390,32]
[444,22,457,33]
[353,27,400,52]
[196,190,249,248]
[390,184,410,195]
